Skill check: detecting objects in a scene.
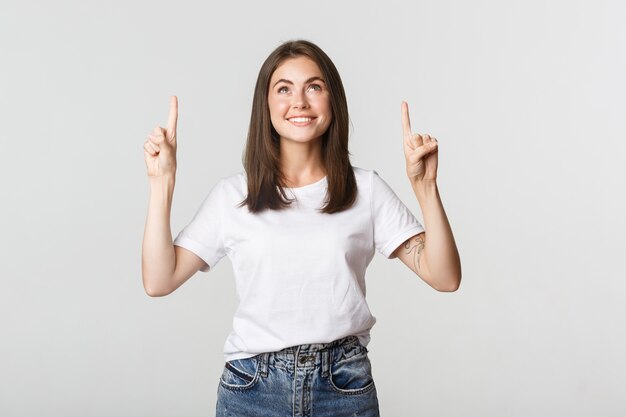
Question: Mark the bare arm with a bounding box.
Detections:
[392,182,462,292]
[398,101,461,291]
[141,175,207,296]
[391,231,429,281]
[141,96,206,297]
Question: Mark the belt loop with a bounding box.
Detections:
[321,348,330,377]
[259,352,269,377]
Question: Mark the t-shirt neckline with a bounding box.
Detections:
[284,175,328,192]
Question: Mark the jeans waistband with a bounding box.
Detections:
[256,335,364,378]
[276,335,361,355]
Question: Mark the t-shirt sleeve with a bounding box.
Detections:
[371,170,425,259]
[173,179,227,272]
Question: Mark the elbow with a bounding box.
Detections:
[437,283,460,292]
[142,273,172,297]
[144,286,168,297]
[434,274,461,292]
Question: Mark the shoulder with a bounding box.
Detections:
[218,171,246,193]
[197,172,245,206]
[351,165,376,185]
[351,166,389,189]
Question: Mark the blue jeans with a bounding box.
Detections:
[216,335,380,416]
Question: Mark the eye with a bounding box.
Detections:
[278,86,289,93]
[309,84,322,91]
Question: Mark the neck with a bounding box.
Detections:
[279,138,326,186]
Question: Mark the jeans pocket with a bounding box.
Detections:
[328,345,376,395]
[219,356,261,391]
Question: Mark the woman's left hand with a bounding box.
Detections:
[401,101,438,184]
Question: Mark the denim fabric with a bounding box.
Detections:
[216,335,380,417]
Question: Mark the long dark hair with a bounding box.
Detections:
[237,39,357,214]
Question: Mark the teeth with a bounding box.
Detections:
[289,117,313,123]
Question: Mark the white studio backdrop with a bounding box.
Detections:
[1,0,624,416]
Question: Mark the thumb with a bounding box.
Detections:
[151,125,167,144]
[411,143,435,162]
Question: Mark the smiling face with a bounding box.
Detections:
[267,56,332,146]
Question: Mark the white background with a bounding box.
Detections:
[1,0,624,416]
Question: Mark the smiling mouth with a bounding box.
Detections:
[288,117,317,126]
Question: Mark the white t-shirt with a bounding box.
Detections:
[173,166,425,362]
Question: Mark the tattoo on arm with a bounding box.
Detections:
[402,233,425,273]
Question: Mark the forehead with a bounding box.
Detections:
[270,56,323,82]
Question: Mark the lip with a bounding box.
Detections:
[287,114,316,119]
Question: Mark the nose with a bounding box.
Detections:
[292,89,309,109]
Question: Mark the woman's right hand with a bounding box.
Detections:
[144,96,178,178]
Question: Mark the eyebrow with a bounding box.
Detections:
[272,76,326,89]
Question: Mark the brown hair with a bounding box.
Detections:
[237,39,357,214]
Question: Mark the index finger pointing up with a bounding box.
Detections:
[401,101,412,138]
[167,95,178,137]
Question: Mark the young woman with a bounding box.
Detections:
[142,39,461,417]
